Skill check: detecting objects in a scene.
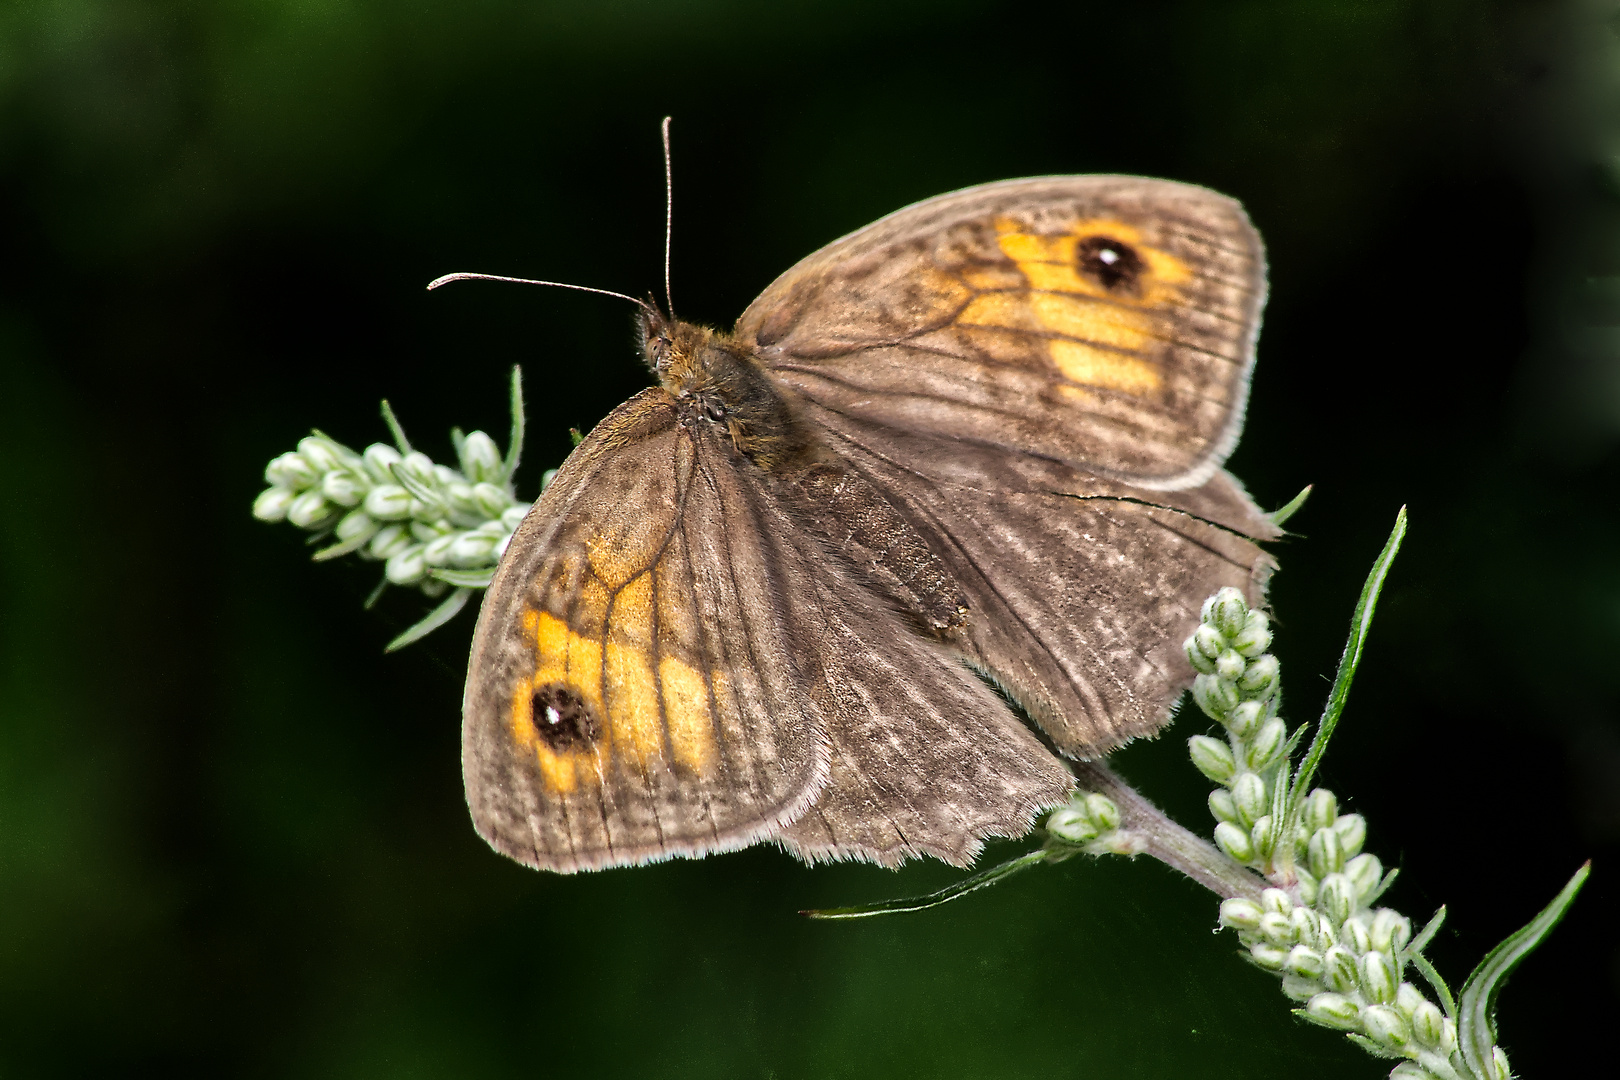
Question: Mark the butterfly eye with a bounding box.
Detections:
[529,684,600,751]
[1076,235,1145,291]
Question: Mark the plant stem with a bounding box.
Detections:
[1070,760,1267,901]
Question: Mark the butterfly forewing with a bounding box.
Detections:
[463,390,833,872]
[737,176,1265,490]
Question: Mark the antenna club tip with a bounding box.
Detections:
[426,273,467,291]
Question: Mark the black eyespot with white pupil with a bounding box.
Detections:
[1076,235,1145,291]
[529,683,599,751]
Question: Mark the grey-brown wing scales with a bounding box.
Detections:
[463,389,1074,871]
[807,403,1277,755]
[738,176,1265,491]
[462,389,833,872]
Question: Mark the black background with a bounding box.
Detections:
[2,1,1615,1076]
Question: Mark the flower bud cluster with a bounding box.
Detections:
[253,430,533,596]
[1184,588,1289,870]
[1045,791,1143,857]
[1192,587,1503,1080]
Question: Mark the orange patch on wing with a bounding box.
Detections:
[516,607,608,793]
[1049,341,1161,396]
[659,657,715,771]
[987,216,1187,397]
[604,575,663,768]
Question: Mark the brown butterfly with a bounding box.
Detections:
[460,176,1277,873]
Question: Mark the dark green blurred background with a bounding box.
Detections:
[2,1,1616,1076]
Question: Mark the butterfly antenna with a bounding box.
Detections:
[661,115,675,319]
[426,272,660,322]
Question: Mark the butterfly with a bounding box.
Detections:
[459,175,1277,873]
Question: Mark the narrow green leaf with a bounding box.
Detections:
[380,399,412,454]
[311,529,375,562]
[430,567,496,588]
[1286,507,1407,834]
[1408,905,1447,958]
[1457,862,1590,1078]
[501,365,525,484]
[363,576,389,610]
[1268,483,1313,527]
[1409,952,1457,1021]
[385,587,472,651]
[803,849,1049,920]
[1362,867,1399,907]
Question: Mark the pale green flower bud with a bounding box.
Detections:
[1339,914,1372,954]
[1188,735,1237,783]
[1491,1047,1511,1080]
[1208,788,1240,824]
[1232,771,1267,825]
[1361,1003,1411,1050]
[266,452,319,490]
[410,519,451,542]
[1249,815,1275,857]
[1322,945,1358,993]
[1244,716,1288,771]
[446,481,481,520]
[1304,787,1339,833]
[253,486,296,522]
[1192,622,1226,659]
[1280,974,1319,1002]
[1218,897,1263,931]
[1410,1009,1454,1053]
[1346,852,1383,899]
[1214,821,1254,863]
[1083,793,1120,831]
[335,508,378,544]
[297,436,346,474]
[409,493,447,522]
[540,467,558,490]
[1308,826,1345,878]
[1236,653,1280,696]
[1248,943,1287,970]
[1225,699,1264,740]
[433,464,461,487]
[1258,911,1295,947]
[395,451,438,490]
[500,503,529,532]
[364,484,413,521]
[1260,887,1292,916]
[1294,867,1319,906]
[1230,611,1271,657]
[1290,906,1324,950]
[460,430,503,482]
[421,532,458,567]
[469,481,509,519]
[1205,587,1248,637]
[493,533,513,562]
[1192,674,1239,718]
[1283,945,1324,979]
[362,443,402,483]
[368,523,414,560]
[1215,648,1246,680]
[1390,1065,1441,1080]
[1186,633,1217,674]
[1047,805,1100,844]
[1370,909,1411,955]
[1361,950,1399,1004]
[1334,813,1367,857]
[385,544,427,585]
[320,468,368,508]
[1395,981,1426,1016]
[1302,992,1361,1030]
[1318,874,1356,926]
[449,530,500,568]
[286,489,335,529]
